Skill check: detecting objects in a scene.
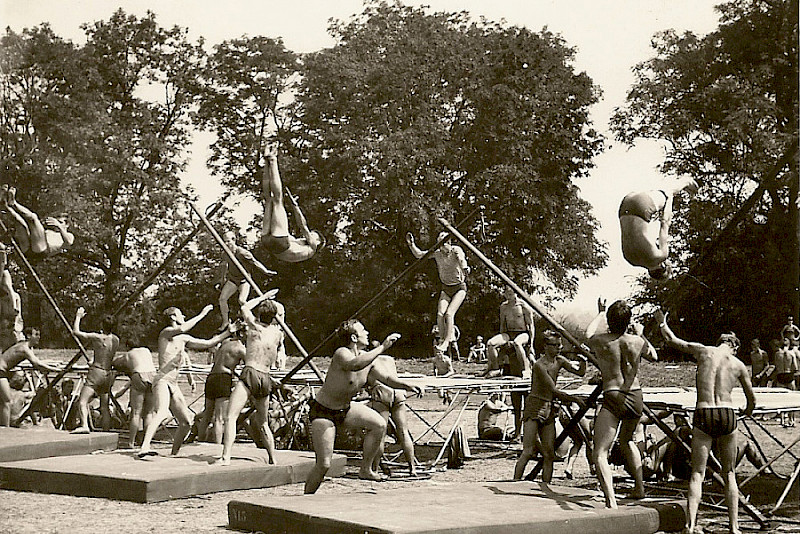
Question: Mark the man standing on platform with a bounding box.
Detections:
[304,320,422,494]
[585,299,653,508]
[70,307,120,434]
[111,346,158,449]
[137,304,231,458]
[657,310,755,534]
[0,327,59,426]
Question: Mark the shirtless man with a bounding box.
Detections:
[218,230,276,330]
[70,307,120,433]
[514,330,586,482]
[657,310,755,534]
[112,346,157,449]
[781,316,800,343]
[0,251,24,352]
[407,231,469,352]
[1,186,74,257]
[366,355,423,476]
[487,286,535,438]
[585,299,656,508]
[197,328,245,444]
[304,320,421,494]
[0,327,59,426]
[258,146,323,263]
[618,177,698,279]
[218,290,283,465]
[137,304,230,458]
[748,339,768,387]
[477,392,512,441]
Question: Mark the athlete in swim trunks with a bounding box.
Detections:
[111,346,157,448]
[618,177,698,279]
[0,327,59,426]
[218,291,283,466]
[217,230,276,331]
[196,330,244,444]
[365,355,423,476]
[258,145,323,263]
[514,330,586,482]
[657,309,755,534]
[585,298,657,508]
[407,231,469,353]
[0,185,74,258]
[70,307,120,434]
[137,304,231,458]
[305,320,404,494]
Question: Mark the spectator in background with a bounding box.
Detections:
[468,336,487,363]
[781,316,800,343]
[749,339,769,387]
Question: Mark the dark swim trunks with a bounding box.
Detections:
[263,235,291,255]
[618,191,667,222]
[522,395,555,424]
[693,407,737,439]
[308,398,350,427]
[205,372,233,399]
[239,366,272,399]
[776,372,794,387]
[130,371,156,393]
[602,389,643,420]
[441,282,467,298]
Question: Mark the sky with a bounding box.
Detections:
[2,0,723,311]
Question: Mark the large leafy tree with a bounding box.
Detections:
[611,0,798,345]
[197,1,607,352]
[0,11,215,344]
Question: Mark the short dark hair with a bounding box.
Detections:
[338,319,360,346]
[606,300,632,335]
[717,332,740,350]
[648,264,671,280]
[256,300,278,324]
[101,315,116,333]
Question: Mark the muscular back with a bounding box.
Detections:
[117,348,157,375]
[587,332,645,391]
[695,346,748,408]
[212,338,245,374]
[89,334,120,370]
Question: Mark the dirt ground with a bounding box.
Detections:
[1,355,798,533]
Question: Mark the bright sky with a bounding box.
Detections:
[2,0,722,311]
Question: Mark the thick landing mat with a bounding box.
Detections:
[0,427,118,462]
[229,481,686,534]
[0,442,346,502]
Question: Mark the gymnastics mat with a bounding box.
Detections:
[0,442,345,502]
[228,481,686,534]
[0,426,118,462]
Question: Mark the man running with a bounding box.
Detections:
[137,304,230,458]
[217,290,282,465]
[618,177,698,279]
[304,320,420,494]
[406,231,469,353]
[70,307,120,434]
[259,146,323,263]
[657,310,755,534]
[585,299,656,508]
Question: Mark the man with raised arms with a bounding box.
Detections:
[259,145,323,263]
[112,346,157,449]
[657,310,755,534]
[513,330,586,482]
[217,290,283,466]
[304,320,421,494]
[70,307,120,434]
[0,327,59,426]
[137,304,230,458]
[585,299,656,508]
[618,177,698,279]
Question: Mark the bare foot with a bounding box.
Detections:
[214,457,231,466]
[629,489,646,500]
[358,469,386,482]
[70,427,90,435]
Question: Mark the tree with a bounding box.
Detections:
[611,0,798,344]
[192,1,606,352]
[0,11,215,345]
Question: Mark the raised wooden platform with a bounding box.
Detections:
[228,481,686,534]
[0,427,118,462]
[0,442,346,502]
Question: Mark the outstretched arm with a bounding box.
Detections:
[337,333,401,372]
[738,364,756,416]
[184,329,231,351]
[656,198,673,257]
[241,289,279,326]
[72,307,101,345]
[26,349,60,373]
[656,309,704,356]
[285,189,314,242]
[405,233,427,259]
[178,304,214,334]
[584,297,606,339]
